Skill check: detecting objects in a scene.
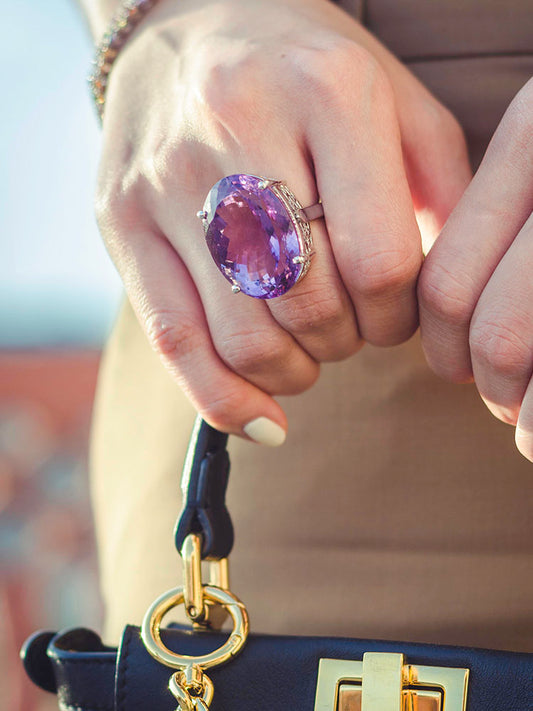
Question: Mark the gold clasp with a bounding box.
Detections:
[314,654,469,711]
[141,583,249,711]
[181,533,230,628]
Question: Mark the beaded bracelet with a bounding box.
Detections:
[88,0,160,121]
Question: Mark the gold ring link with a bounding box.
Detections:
[141,584,249,670]
[170,669,214,711]
[170,678,194,711]
[181,533,231,629]
[181,534,206,622]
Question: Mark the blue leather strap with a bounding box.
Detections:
[174,416,233,560]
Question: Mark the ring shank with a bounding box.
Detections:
[300,202,324,222]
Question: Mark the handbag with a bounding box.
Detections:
[21,416,533,710]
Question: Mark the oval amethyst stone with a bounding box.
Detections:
[203,174,303,299]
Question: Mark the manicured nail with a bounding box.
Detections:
[243,417,286,446]
[515,426,533,462]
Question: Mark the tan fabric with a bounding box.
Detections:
[90,1,533,652]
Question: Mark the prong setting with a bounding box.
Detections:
[257,178,280,190]
[196,210,208,220]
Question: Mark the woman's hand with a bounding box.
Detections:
[95,0,470,443]
[419,77,533,462]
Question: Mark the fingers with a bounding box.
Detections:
[334,18,472,246]
[469,212,533,425]
[100,217,289,443]
[149,151,323,394]
[151,135,362,371]
[418,78,533,459]
[305,44,423,347]
[248,153,362,363]
[97,16,475,444]
[400,94,472,249]
[269,220,362,362]
[179,243,321,397]
[419,79,533,384]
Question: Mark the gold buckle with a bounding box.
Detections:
[314,654,469,711]
[181,533,229,627]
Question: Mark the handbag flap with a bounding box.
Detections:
[24,625,533,711]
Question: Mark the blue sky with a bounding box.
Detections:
[0,0,122,347]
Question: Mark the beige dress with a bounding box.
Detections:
[90,0,533,652]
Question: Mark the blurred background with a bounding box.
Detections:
[1,1,122,708]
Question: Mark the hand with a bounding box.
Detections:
[418,77,533,462]
[95,0,470,443]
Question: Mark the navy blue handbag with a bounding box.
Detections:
[21,418,533,711]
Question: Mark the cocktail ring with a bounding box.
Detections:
[197,174,324,299]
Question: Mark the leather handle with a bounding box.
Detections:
[174,416,234,560]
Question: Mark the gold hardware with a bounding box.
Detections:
[169,666,214,711]
[206,557,231,629]
[362,652,404,711]
[181,534,204,622]
[209,557,229,589]
[314,655,469,711]
[141,584,249,711]
[141,584,249,670]
[180,533,230,628]
[337,685,442,711]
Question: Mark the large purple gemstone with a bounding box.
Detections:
[203,174,302,299]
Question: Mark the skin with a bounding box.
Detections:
[418,76,533,463]
[80,0,532,462]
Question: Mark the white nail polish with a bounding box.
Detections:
[515,427,533,462]
[243,417,286,447]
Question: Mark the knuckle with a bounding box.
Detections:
[405,98,467,165]
[428,102,466,146]
[197,49,277,145]
[279,288,347,335]
[94,167,145,237]
[94,180,121,231]
[418,261,474,327]
[146,311,203,360]
[299,39,390,106]
[469,319,531,378]
[200,50,263,123]
[218,329,292,377]
[150,137,206,197]
[351,246,419,299]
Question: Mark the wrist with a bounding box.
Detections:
[89,0,164,120]
[80,0,203,41]
[77,0,126,40]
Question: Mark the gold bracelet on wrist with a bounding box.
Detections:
[88,0,160,122]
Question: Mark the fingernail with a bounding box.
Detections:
[243,417,286,447]
[515,426,533,462]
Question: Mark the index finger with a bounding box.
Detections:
[418,77,533,382]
